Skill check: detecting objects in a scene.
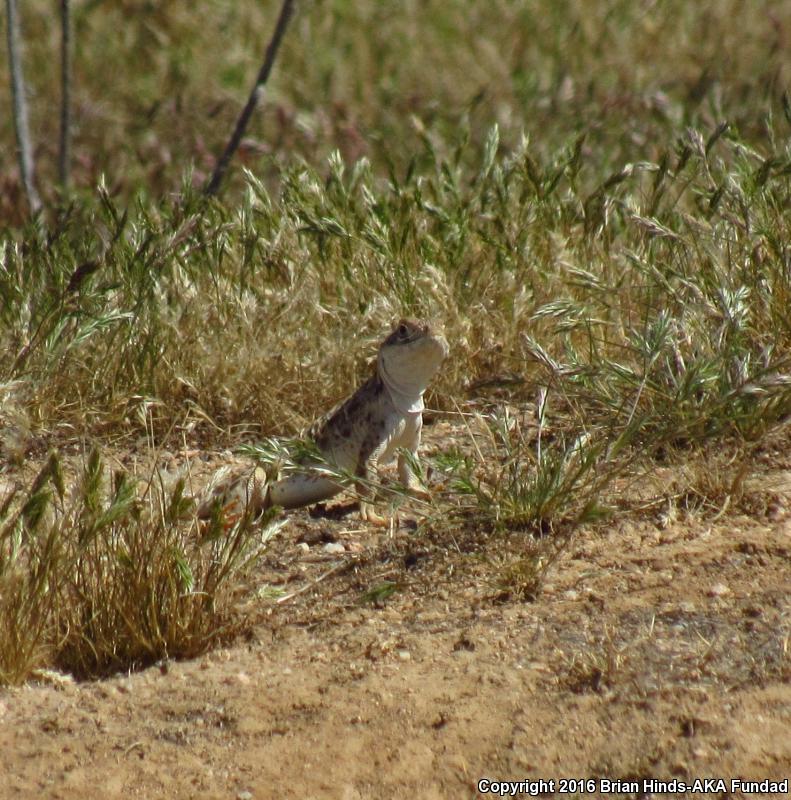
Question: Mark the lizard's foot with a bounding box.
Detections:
[407,485,432,502]
[360,501,397,528]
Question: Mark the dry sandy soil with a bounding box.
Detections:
[1,425,790,800]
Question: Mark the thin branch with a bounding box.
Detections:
[275,560,352,604]
[204,0,295,197]
[5,0,42,215]
[58,0,73,190]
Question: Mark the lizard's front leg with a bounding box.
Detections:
[397,414,431,501]
[356,441,393,527]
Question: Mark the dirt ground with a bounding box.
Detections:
[1,424,790,800]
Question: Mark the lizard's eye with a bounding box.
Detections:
[397,323,408,338]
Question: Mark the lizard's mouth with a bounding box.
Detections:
[378,334,448,409]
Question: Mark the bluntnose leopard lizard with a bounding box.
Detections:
[198,318,449,525]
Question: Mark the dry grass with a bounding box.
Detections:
[0,448,278,683]
[1,1,789,212]
[1,0,791,683]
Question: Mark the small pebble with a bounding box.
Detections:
[708,583,730,597]
[323,542,346,555]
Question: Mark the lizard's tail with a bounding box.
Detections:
[196,463,346,520]
[267,472,344,509]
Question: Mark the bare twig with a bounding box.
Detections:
[204,0,295,197]
[275,560,351,604]
[5,0,42,215]
[58,0,73,190]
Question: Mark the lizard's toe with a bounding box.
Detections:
[408,485,432,502]
[360,501,397,528]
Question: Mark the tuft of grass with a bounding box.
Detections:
[0,448,277,684]
[432,400,628,598]
[438,407,615,535]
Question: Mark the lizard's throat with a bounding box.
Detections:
[377,355,428,414]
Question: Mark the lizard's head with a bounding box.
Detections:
[377,318,448,407]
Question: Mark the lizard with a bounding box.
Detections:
[197,318,449,525]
